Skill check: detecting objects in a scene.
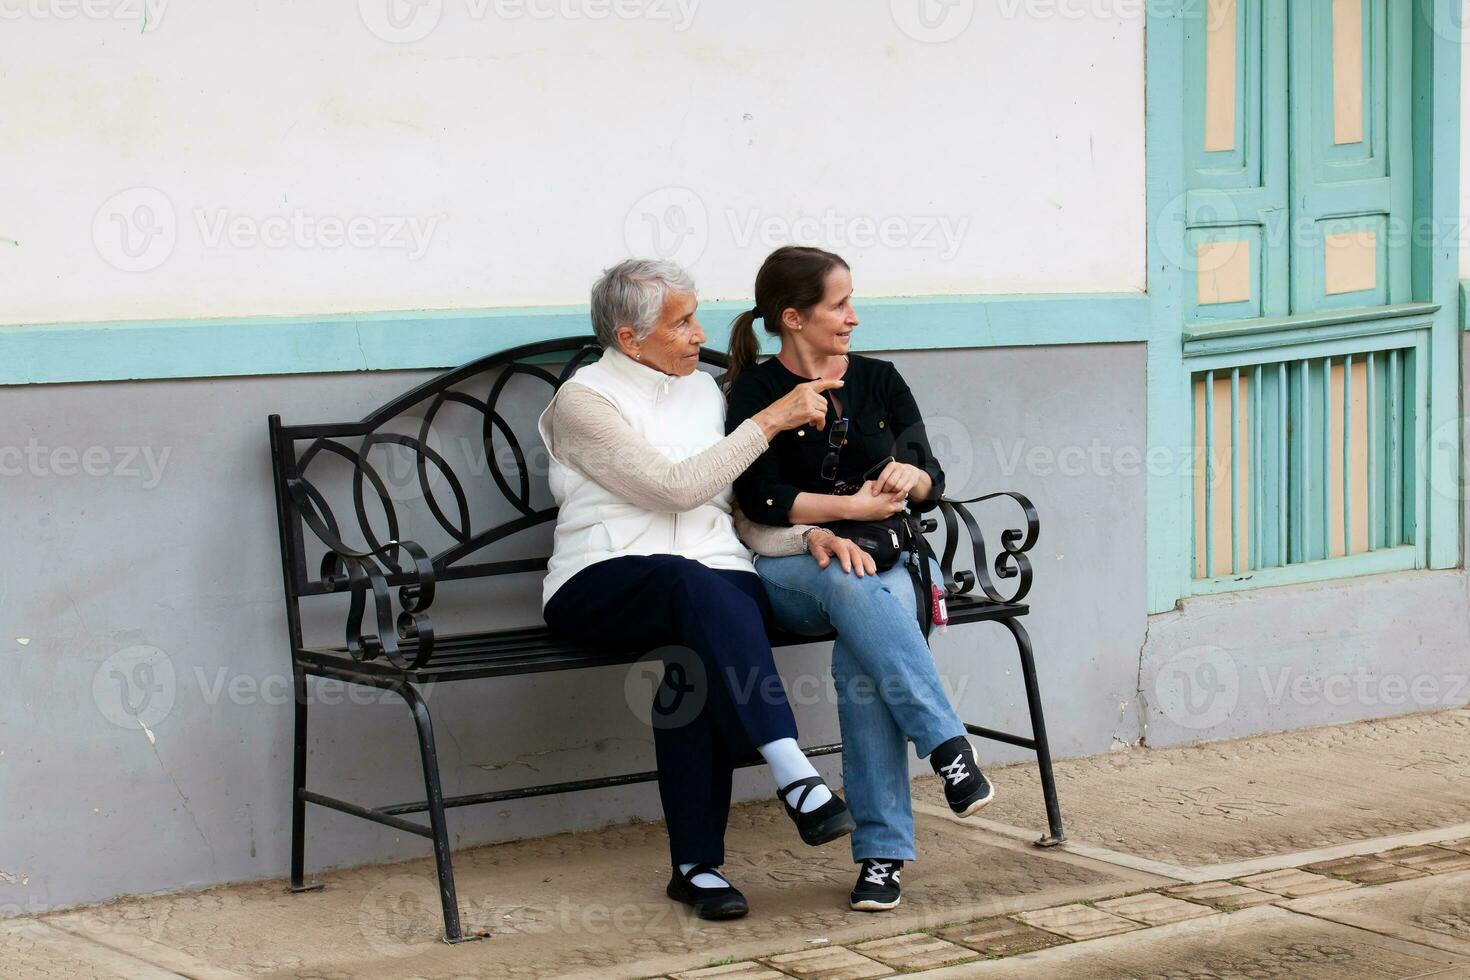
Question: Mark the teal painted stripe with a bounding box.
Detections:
[1183,302,1439,344]
[1190,544,1418,596]
[1143,0,1192,614]
[1415,0,1461,572]
[1184,308,1437,361]
[1460,279,1470,329]
[0,292,1147,386]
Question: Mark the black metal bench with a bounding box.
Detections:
[268,336,1064,943]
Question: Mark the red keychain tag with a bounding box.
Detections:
[931,584,949,633]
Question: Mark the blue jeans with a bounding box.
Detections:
[754,550,967,862]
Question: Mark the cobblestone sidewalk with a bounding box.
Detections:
[6,709,1468,979]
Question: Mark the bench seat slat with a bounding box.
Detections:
[296,597,1027,682]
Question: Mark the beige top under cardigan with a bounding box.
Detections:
[545,383,814,557]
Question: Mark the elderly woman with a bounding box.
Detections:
[539,258,854,921]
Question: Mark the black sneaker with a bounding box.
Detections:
[929,735,995,817]
[849,858,903,911]
[666,865,749,920]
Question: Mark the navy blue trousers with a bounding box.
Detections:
[543,554,799,867]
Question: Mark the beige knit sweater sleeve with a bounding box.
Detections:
[545,383,814,556]
[732,502,813,557]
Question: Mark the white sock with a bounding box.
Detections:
[679,863,730,889]
[758,737,833,813]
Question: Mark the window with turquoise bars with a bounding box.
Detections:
[1181,0,1435,590]
[1191,341,1422,581]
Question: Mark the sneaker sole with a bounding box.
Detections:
[850,896,901,912]
[952,784,996,818]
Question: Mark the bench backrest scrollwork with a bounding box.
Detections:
[268,337,736,652]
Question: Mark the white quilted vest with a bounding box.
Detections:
[537,346,755,608]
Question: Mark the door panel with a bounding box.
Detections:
[1184,0,1289,323]
[1288,0,1413,312]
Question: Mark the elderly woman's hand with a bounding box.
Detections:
[805,527,877,576]
[752,379,844,441]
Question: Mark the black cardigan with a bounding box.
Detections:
[723,353,946,526]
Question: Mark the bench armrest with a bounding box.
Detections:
[927,491,1040,604]
[288,478,438,669]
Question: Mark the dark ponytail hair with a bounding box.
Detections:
[724,245,850,388]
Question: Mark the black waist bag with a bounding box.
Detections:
[819,514,908,571]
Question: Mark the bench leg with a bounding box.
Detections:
[289,666,322,893]
[1001,617,1067,847]
[394,681,476,944]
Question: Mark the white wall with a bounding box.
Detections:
[1,0,1145,326]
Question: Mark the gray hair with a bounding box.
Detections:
[589,258,696,349]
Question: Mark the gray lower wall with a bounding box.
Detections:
[0,343,1148,913]
[0,338,1461,916]
[1139,568,1470,746]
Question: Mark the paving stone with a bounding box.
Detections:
[1235,868,1360,898]
[1375,845,1470,874]
[1282,871,1470,957]
[1013,903,1144,940]
[936,916,1071,955]
[851,934,978,970]
[1164,880,1279,909]
[761,946,894,980]
[670,964,787,980]
[1094,892,1219,926]
[907,906,1460,979]
[1304,854,1429,885]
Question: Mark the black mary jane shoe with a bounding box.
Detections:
[778,776,857,846]
[666,865,749,920]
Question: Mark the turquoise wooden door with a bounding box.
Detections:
[1164,0,1456,598]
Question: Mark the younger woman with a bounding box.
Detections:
[724,246,996,912]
